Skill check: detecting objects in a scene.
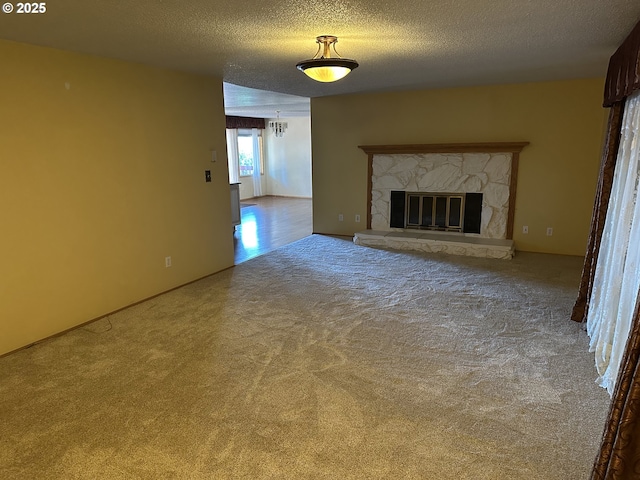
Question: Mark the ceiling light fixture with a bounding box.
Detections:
[268,110,288,137]
[296,35,359,83]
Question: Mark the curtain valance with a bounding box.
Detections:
[226,116,265,130]
[604,21,640,107]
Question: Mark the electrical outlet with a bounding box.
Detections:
[338,214,344,221]
[355,214,361,223]
[522,226,528,234]
[546,227,553,236]
[165,256,172,268]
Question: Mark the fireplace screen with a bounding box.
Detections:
[406,193,464,231]
[390,191,482,234]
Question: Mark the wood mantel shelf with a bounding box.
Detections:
[358,142,529,155]
[358,142,530,240]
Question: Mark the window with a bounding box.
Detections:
[238,130,264,177]
[238,135,254,177]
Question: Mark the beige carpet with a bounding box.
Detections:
[0,235,610,479]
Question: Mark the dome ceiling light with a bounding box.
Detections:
[296,35,359,83]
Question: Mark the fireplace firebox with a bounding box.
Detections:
[389,191,482,234]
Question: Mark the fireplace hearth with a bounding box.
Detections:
[355,143,529,259]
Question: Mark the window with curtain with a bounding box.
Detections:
[587,89,640,395]
[225,116,265,187]
[237,130,264,177]
[225,127,264,198]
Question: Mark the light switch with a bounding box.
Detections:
[205,170,211,182]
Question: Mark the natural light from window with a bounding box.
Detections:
[238,135,254,177]
[240,212,259,249]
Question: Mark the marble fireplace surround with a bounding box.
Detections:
[355,143,529,258]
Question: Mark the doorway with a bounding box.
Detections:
[226,117,313,264]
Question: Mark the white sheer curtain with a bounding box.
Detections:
[251,128,263,197]
[226,128,240,184]
[587,90,640,395]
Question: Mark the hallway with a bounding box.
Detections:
[233,196,313,264]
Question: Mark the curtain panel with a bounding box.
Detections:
[576,17,640,327]
[251,128,263,197]
[588,18,640,480]
[226,129,240,184]
[572,102,625,323]
[225,116,266,130]
[604,20,640,107]
[592,298,640,479]
[586,91,640,395]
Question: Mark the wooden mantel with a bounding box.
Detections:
[357,142,530,239]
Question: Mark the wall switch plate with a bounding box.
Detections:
[165,256,172,268]
[546,227,553,236]
[205,170,211,182]
[355,214,361,222]
[338,214,344,221]
[211,150,217,162]
[522,226,528,234]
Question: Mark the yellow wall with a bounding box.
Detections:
[0,40,233,355]
[311,79,607,255]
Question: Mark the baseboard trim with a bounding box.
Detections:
[240,194,312,201]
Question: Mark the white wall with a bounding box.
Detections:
[238,175,256,200]
[264,116,312,198]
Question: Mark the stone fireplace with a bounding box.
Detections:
[354,143,529,259]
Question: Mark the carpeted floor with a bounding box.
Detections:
[0,235,610,479]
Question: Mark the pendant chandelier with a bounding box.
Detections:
[268,110,288,137]
[296,35,359,83]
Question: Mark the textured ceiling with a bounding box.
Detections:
[223,83,310,118]
[2,0,639,117]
